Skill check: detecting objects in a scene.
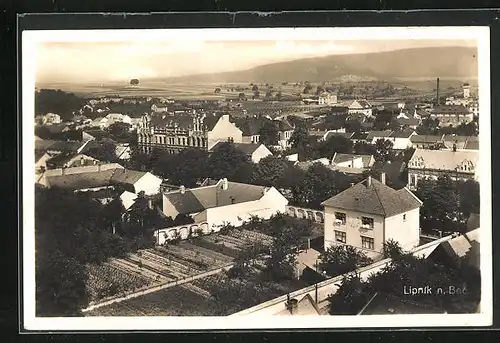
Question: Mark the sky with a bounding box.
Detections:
[35,39,477,84]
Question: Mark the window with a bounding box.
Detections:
[361,236,374,250]
[335,230,346,243]
[334,212,346,225]
[361,217,374,229]
[403,214,406,221]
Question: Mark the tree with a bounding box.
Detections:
[107,122,132,142]
[303,84,313,94]
[318,245,373,277]
[35,89,84,120]
[292,164,356,209]
[327,273,369,315]
[252,85,259,92]
[258,120,279,146]
[289,125,310,150]
[214,88,221,94]
[251,156,288,187]
[344,119,362,134]
[276,91,283,101]
[382,239,404,259]
[154,148,209,187]
[353,141,376,155]
[374,138,394,163]
[36,248,89,316]
[84,140,118,163]
[317,135,353,157]
[130,79,140,86]
[264,227,300,280]
[238,92,246,101]
[373,109,395,130]
[416,118,440,135]
[208,142,251,180]
[456,179,480,218]
[416,175,461,233]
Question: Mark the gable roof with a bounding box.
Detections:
[366,130,393,141]
[35,140,83,153]
[431,105,470,114]
[45,169,119,190]
[164,181,271,215]
[390,129,415,139]
[233,117,263,136]
[410,135,444,144]
[212,142,265,156]
[409,149,479,171]
[324,131,354,141]
[110,169,148,186]
[321,177,422,217]
[45,153,97,168]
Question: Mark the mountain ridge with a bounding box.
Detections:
[156,46,478,83]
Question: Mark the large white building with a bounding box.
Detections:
[407,148,479,188]
[321,174,422,256]
[156,178,288,244]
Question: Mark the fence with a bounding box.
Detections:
[286,205,324,223]
[81,262,234,313]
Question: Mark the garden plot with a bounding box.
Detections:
[85,262,156,303]
[224,229,274,247]
[144,248,209,275]
[180,240,237,262]
[108,258,168,283]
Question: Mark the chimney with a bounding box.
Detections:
[180,185,186,194]
[436,78,440,106]
[61,166,66,175]
[381,172,386,185]
[287,298,299,315]
[367,175,372,186]
[221,178,228,191]
[452,143,457,152]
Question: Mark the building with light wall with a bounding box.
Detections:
[321,174,422,256]
[157,178,288,244]
[137,113,243,154]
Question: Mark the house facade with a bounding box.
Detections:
[137,113,243,154]
[348,100,373,117]
[430,105,473,127]
[321,175,422,255]
[157,178,288,244]
[318,91,338,105]
[409,135,445,149]
[407,148,479,189]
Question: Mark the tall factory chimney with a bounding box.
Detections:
[436,77,440,106]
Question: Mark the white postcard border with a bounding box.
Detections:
[22,26,492,331]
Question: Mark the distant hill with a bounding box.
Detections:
[161,46,478,83]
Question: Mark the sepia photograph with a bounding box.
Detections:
[21,26,492,330]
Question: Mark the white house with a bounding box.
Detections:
[321,174,422,256]
[210,142,273,163]
[388,130,417,150]
[318,91,338,105]
[110,169,163,196]
[348,100,373,117]
[105,113,132,125]
[156,178,288,244]
[331,153,375,170]
[42,113,62,125]
[407,148,479,189]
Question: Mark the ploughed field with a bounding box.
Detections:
[85,264,308,316]
[84,229,274,305]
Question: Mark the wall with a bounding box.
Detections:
[324,206,385,253]
[206,187,288,230]
[134,172,162,195]
[207,115,243,149]
[336,157,364,169]
[154,222,210,245]
[384,207,420,251]
[251,145,273,163]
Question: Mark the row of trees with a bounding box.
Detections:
[416,116,478,137]
[326,241,481,315]
[35,89,84,121]
[416,175,480,234]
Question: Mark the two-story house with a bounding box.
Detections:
[410,134,445,149]
[430,105,473,127]
[321,174,422,256]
